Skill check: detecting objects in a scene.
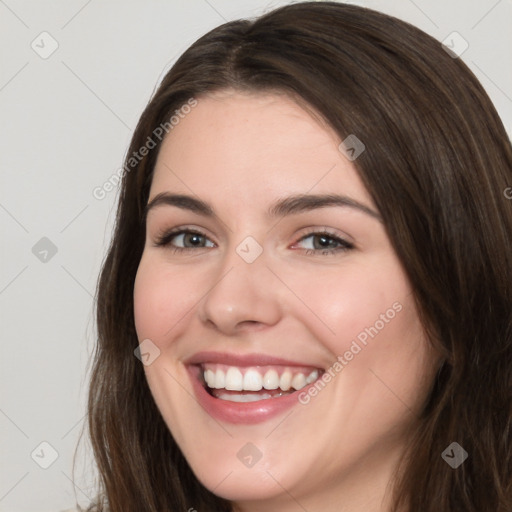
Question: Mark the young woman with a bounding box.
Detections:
[82,2,512,511]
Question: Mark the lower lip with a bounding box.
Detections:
[187,366,311,424]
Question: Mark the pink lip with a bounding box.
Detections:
[185,351,323,425]
[185,351,319,368]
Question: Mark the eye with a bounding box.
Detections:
[154,228,215,252]
[153,227,354,257]
[292,230,354,256]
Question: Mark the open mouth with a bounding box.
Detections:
[198,363,324,403]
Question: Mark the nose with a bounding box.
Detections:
[197,243,282,335]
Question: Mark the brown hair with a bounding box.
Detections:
[81,2,512,510]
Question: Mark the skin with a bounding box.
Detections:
[133,89,440,511]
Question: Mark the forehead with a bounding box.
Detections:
[149,90,375,210]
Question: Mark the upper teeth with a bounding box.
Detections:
[203,366,319,392]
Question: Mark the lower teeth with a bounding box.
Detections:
[217,393,273,402]
[210,389,292,402]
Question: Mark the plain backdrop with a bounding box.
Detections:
[1,0,511,510]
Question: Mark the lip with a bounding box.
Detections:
[185,351,323,425]
[184,351,320,368]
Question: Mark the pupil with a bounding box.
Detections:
[315,235,335,249]
[186,233,202,247]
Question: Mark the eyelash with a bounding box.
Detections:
[153,227,354,256]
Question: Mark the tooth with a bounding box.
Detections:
[204,369,215,388]
[279,370,292,391]
[291,373,307,390]
[225,367,243,391]
[216,393,272,402]
[243,369,263,391]
[214,368,225,389]
[263,369,279,390]
[306,370,319,384]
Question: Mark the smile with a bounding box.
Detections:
[185,352,325,424]
[202,364,320,402]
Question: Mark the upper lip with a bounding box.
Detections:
[184,351,323,369]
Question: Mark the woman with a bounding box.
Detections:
[82,2,512,511]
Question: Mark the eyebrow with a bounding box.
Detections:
[144,192,382,222]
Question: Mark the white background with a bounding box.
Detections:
[1,1,511,510]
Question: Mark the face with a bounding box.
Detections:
[133,90,439,510]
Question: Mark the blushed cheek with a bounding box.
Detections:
[287,268,404,360]
[133,256,193,349]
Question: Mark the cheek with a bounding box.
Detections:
[133,254,203,344]
[281,256,411,358]
[296,259,434,420]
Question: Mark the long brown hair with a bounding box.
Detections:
[81,2,512,510]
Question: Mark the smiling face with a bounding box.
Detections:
[133,89,439,510]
